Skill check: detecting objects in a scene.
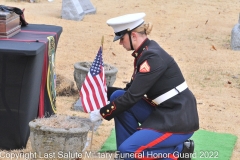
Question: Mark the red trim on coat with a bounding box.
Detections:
[102,102,116,118]
[142,97,157,107]
[135,38,148,52]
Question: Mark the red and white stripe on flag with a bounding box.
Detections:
[80,46,108,113]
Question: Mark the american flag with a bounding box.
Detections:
[80,46,108,113]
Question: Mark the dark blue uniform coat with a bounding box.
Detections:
[100,38,199,133]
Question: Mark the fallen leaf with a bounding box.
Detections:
[112,52,116,56]
[212,45,217,50]
[122,81,129,84]
[204,78,211,80]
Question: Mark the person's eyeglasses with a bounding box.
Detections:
[120,36,124,41]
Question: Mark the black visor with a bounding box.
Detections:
[113,29,128,42]
[112,22,144,42]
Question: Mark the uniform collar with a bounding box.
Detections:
[131,38,150,58]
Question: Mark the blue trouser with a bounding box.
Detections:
[110,90,193,160]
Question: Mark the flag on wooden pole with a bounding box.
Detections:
[80,46,107,113]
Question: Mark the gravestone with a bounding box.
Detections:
[78,0,96,15]
[231,13,240,50]
[61,0,85,21]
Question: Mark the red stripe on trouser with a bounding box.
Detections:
[135,154,177,160]
[168,154,178,160]
[135,132,175,160]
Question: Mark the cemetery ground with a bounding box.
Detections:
[0,0,240,159]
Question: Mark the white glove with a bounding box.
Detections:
[90,109,102,122]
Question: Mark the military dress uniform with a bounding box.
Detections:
[99,13,199,160]
[101,38,199,131]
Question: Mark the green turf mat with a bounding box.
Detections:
[100,128,117,152]
[191,130,237,160]
[100,129,237,160]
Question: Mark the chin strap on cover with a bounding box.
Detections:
[128,31,134,50]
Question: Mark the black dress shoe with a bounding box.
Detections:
[178,139,194,160]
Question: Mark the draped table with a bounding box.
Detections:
[0,24,62,150]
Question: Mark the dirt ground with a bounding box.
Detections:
[0,0,240,159]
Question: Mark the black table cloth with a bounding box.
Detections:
[0,24,62,150]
